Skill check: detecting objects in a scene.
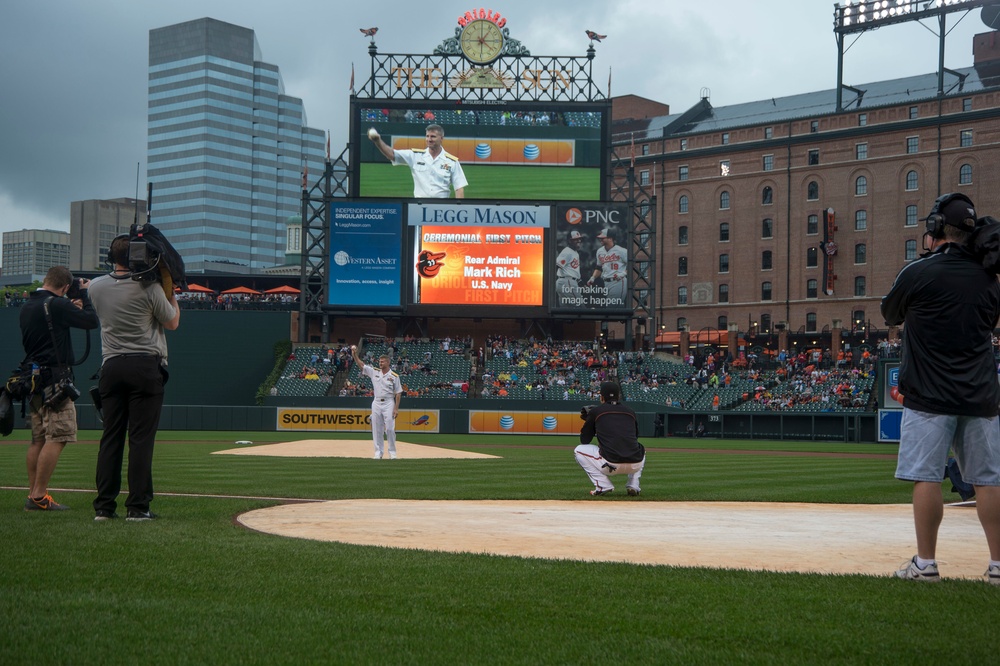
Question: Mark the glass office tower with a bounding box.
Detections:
[148,18,326,273]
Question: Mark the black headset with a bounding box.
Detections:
[924,192,976,239]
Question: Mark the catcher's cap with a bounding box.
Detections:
[600,381,621,401]
[597,228,610,239]
[569,230,583,240]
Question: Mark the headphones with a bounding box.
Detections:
[106,234,130,268]
[924,192,976,239]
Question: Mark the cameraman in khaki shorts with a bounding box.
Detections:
[19,266,98,511]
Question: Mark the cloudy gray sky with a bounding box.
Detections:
[0,0,992,266]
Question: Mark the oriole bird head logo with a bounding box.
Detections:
[416,250,446,278]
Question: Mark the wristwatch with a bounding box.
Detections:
[460,18,505,65]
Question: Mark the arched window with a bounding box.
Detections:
[960,164,973,185]
[761,218,773,239]
[807,181,819,200]
[906,170,918,190]
[762,186,773,205]
[677,317,687,330]
[717,315,728,329]
[720,191,730,210]
[855,176,868,196]
[678,226,688,245]
[677,286,688,305]
[678,195,689,213]
[807,247,818,267]
[807,214,818,234]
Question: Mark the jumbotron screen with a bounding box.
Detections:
[351,100,609,201]
[408,202,546,310]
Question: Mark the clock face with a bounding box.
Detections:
[460,19,504,64]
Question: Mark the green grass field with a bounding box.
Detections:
[2,430,998,664]
[359,163,600,200]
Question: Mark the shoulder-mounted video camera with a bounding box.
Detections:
[110,183,187,294]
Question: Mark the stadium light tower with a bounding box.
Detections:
[833,0,994,111]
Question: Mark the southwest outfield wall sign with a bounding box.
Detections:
[277,408,440,433]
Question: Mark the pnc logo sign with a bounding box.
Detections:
[565,208,582,225]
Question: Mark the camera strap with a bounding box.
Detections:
[42,294,92,370]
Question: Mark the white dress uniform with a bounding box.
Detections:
[393,148,469,198]
[596,244,628,304]
[360,363,403,458]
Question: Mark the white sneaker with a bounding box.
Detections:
[389,453,397,460]
[373,453,383,460]
[986,564,1000,585]
[894,556,940,582]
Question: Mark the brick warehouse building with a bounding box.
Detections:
[614,30,1000,347]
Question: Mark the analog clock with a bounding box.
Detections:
[460,18,505,65]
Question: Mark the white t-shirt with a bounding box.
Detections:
[393,148,468,198]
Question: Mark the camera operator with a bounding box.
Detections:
[881,192,1000,584]
[88,235,180,521]
[19,266,98,511]
[574,381,645,496]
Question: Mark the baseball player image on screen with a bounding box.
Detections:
[351,344,403,459]
[555,230,584,307]
[587,228,628,307]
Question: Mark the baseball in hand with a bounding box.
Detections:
[351,345,357,351]
[367,128,380,140]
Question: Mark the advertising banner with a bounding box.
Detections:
[468,410,583,435]
[408,203,548,306]
[277,408,440,433]
[327,202,403,307]
[552,203,630,312]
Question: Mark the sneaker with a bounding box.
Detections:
[94,510,118,522]
[589,488,613,496]
[626,487,641,497]
[986,564,1000,585]
[126,510,158,522]
[895,556,940,582]
[373,453,383,460]
[25,494,69,511]
[389,453,398,460]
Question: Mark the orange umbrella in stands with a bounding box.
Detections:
[220,286,262,295]
[263,285,300,295]
[185,283,215,293]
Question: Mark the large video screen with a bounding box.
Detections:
[352,100,609,201]
[408,202,548,310]
[551,203,631,314]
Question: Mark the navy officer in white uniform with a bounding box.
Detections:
[352,344,403,459]
[368,123,468,198]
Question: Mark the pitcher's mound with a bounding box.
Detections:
[213,439,499,459]
[238,499,990,580]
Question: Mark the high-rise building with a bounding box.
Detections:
[148,18,326,273]
[0,229,71,286]
[69,198,146,272]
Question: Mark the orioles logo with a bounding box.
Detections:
[416,250,447,278]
